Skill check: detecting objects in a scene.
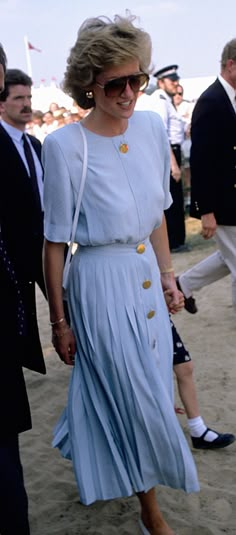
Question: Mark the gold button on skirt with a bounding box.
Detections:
[147,310,155,319]
[136,243,146,254]
[142,280,151,289]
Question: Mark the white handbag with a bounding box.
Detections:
[62,123,88,292]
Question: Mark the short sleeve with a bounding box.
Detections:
[42,133,75,243]
[148,111,172,210]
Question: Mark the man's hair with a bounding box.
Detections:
[0,43,7,73]
[33,109,44,120]
[221,38,236,69]
[0,68,32,102]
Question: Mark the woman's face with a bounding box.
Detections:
[92,59,142,121]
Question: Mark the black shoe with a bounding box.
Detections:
[191,428,236,450]
[171,244,191,253]
[176,277,198,314]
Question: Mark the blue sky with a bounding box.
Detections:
[1,0,236,87]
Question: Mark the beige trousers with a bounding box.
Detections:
[179,226,236,310]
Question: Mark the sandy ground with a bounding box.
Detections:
[21,219,236,534]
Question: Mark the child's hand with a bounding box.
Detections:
[164,289,184,314]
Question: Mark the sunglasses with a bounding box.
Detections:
[96,72,149,97]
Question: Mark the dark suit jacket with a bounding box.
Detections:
[0,124,46,437]
[190,78,236,224]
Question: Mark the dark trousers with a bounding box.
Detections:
[0,435,30,535]
[165,144,186,250]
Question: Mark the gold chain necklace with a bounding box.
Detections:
[111,126,129,154]
[118,131,129,153]
[119,140,129,153]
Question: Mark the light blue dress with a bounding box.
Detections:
[43,111,199,505]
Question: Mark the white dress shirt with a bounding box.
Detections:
[145,88,185,145]
[218,74,236,112]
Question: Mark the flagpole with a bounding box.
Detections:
[24,35,33,79]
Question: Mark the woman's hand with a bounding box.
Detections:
[52,322,77,366]
[161,272,184,314]
[150,217,183,313]
[164,288,184,314]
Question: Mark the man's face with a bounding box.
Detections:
[43,112,54,125]
[158,77,179,97]
[173,85,183,107]
[0,64,4,94]
[0,84,32,129]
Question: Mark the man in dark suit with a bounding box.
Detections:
[0,66,46,534]
[177,38,236,314]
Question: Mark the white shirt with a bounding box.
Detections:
[135,92,153,111]
[218,74,236,111]
[144,88,185,145]
[41,121,58,136]
[1,120,44,209]
[176,100,195,125]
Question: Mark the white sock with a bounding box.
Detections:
[187,416,218,441]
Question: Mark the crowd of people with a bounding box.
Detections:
[26,101,90,142]
[0,13,236,535]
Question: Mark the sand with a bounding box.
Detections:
[21,219,236,534]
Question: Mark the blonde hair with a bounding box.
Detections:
[221,38,236,69]
[63,13,152,109]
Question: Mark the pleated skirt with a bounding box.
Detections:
[53,239,199,505]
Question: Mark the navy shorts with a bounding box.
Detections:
[170,318,192,365]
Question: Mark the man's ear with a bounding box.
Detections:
[226,58,234,71]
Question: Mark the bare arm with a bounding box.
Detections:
[150,215,183,314]
[43,239,76,365]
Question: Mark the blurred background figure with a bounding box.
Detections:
[63,110,74,124]
[148,65,189,253]
[173,84,195,214]
[173,84,194,125]
[49,101,60,113]
[53,106,66,128]
[41,109,58,136]
[26,109,45,142]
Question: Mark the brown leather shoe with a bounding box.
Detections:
[176,277,198,314]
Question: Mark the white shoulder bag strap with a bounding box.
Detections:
[63,123,88,290]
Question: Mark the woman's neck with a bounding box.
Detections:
[82,109,128,137]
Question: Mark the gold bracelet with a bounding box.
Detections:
[160,267,174,274]
[49,317,65,326]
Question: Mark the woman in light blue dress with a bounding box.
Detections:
[42,14,199,535]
